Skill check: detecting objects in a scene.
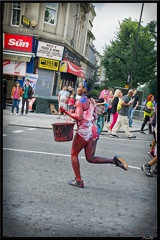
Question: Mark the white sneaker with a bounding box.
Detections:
[16,113,18,116]
[11,113,13,115]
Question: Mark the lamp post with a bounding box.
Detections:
[129,3,144,88]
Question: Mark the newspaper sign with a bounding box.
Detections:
[36,41,64,61]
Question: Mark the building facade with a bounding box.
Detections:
[3,2,96,102]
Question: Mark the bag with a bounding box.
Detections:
[143,105,151,113]
[96,105,105,115]
[117,99,123,111]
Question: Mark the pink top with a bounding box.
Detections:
[14,88,19,99]
[77,96,99,142]
[68,98,75,106]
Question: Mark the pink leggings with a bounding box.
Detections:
[109,112,118,130]
[71,133,114,182]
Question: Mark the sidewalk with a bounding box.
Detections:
[3,106,146,133]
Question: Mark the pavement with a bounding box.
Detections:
[3,105,147,133]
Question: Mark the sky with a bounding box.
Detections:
[92,3,157,55]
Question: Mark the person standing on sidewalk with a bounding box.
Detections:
[3,78,8,109]
[59,78,128,188]
[140,94,154,134]
[11,82,23,115]
[128,88,139,127]
[21,79,33,116]
[57,84,69,119]
[110,89,136,139]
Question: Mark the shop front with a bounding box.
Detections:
[59,48,86,91]
[3,33,36,103]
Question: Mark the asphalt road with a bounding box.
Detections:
[3,125,157,237]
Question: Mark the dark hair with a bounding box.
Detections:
[83,77,94,93]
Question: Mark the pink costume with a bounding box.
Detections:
[77,96,99,142]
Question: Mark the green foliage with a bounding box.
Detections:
[101,18,157,89]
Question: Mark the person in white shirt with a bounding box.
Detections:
[57,85,69,119]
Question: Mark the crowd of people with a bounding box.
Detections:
[3,78,157,182]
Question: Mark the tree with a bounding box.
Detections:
[101,18,157,89]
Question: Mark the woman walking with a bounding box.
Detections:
[11,82,23,115]
[107,89,122,133]
[59,78,128,188]
[140,94,155,134]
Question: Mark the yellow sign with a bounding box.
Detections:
[38,58,59,71]
[125,84,129,89]
[59,61,68,72]
[21,15,30,28]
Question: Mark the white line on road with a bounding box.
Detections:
[3,134,7,137]
[26,128,37,131]
[12,130,25,133]
[3,148,141,170]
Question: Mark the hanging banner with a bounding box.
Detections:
[3,60,26,76]
[25,73,38,91]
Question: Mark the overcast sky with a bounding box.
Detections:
[92,3,157,55]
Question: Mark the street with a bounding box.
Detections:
[3,124,157,237]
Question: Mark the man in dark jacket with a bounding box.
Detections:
[3,78,8,109]
[21,79,33,115]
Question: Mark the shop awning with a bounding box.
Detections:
[61,59,86,78]
[3,50,35,62]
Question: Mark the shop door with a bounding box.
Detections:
[35,69,55,96]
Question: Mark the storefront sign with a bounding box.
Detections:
[21,15,30,28]
[3,60,26,76]
[59,61,67,72]
[4,33,33,52]
[38,57,59,71]
[3,53,31,62]
[25,73,38,91]
[36,41,64,61]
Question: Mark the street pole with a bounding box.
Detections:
[129,3,144,88]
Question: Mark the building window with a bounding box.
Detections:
[44,3,58,25]
[11,3,21,26]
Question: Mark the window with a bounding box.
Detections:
[11,3,21,26]
[44,3,58,25]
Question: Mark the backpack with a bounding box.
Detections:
[117,99,123,111]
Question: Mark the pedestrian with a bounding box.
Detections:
[57,84,69,119]
[21,79,34,116]
[3,78,8,109]
[140,94,155,134]
[128,88,139,127]
[106,90,114,123]
[67,94,75,120]
[141,125,157,177]
[96,92,109,134]
[107,89,122,133]
[11,81,23,115]
[110,89,136,139]
[59,78,128,188]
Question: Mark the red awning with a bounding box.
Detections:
[63,59,86,78]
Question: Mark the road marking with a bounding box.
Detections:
[26,128,37,131]
[3,134,7,137]
[3,148,141,170]
[12,130,25,133]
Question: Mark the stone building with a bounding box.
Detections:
[3,2,96,107]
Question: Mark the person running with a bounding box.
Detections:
[59,78,128,188]
[11,81,23,115]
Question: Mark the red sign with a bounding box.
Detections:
[4,33,33,52]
